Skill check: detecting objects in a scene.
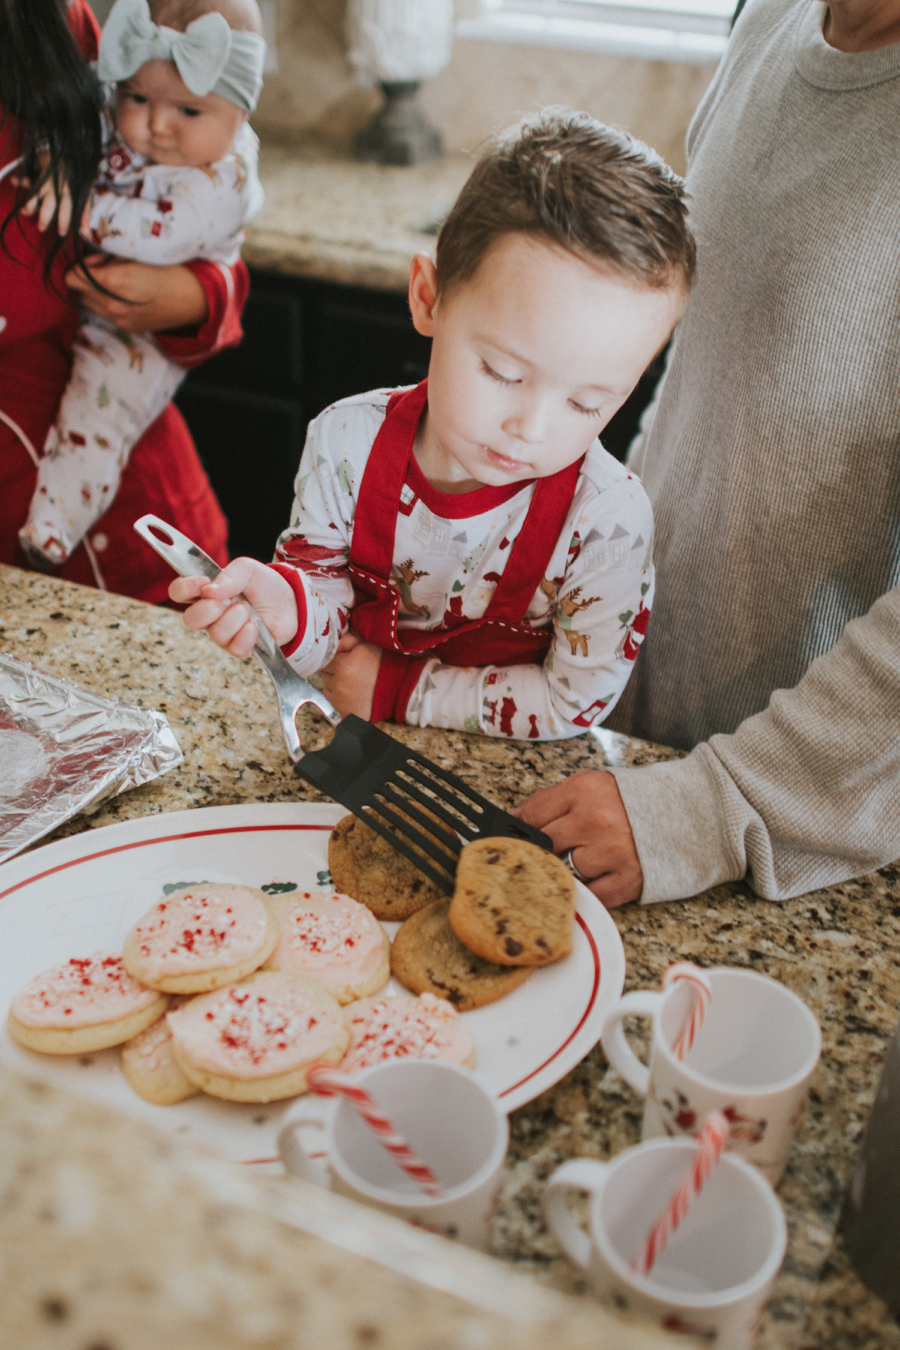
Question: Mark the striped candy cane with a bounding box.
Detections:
[306,1063,445,1198]
[662,962,712,1061]
[632,1111,730,1278]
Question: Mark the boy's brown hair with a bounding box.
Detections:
[436,108,696,295]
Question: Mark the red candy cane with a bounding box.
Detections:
[632,1111,730,1278]
[306,1063,444,1198]
[662,962,712,1060]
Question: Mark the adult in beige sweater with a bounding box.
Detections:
[518,0,900,907]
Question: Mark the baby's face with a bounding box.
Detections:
[415,233,686,491]
[114,59,245,167]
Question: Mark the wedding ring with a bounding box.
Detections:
[563,848,592,884]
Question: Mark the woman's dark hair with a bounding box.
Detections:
[0,0,104,280]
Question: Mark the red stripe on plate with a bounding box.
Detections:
[498,911,600,1098]
[0,823,334,902]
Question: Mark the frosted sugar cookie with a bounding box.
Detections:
[8,953,168,1055]
[121,997,199,1105]
[167,970,349,1103]
[391,902,532,1011]
[342,993,475,1074]
[449,838,575,967]
[263,890,390,1004]
[123,884,278,994]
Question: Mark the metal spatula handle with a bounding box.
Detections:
[133,514,339,761]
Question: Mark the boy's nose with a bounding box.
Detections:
[503,398,551,444]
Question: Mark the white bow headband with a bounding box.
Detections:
[98,0,266,113]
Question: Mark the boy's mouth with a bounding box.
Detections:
[485,448,529,474]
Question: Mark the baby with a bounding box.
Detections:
[19,0,266,568]
[175,110,696,742]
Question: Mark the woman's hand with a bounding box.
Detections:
[513,770,644,909]
[321,633,383,720]
[15,173,82,235]
[65,254,209,333]
[169,558,298,657]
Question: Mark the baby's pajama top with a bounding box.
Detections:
[21,119,263,565]
[273,382,655,742]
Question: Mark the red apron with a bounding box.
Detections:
[348,381,581,667]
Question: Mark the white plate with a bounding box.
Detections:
[0,803,624,1167]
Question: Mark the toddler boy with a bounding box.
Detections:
[174,109,695,741]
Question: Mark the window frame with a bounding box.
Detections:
[456,0,731,63]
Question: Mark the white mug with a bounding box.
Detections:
[601,967,821,1184]
[278,1059,508,1250]
[544,1139,787,1350]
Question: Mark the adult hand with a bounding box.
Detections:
[513,770,644,909]
[321,632,382,720]
[169,558,298,656]
[65,255,209,333]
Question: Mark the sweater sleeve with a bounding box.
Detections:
[401,472,656,740]
[610,585,900,903]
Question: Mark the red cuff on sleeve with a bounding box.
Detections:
[155,258,249,370]
[371,651,430,724]
[268,564,308,659]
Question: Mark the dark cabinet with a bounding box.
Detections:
[176,267,661,562]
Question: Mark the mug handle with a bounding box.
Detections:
[543,1158,611,1270]
[278,1098,330,1186]
[600,990,663,1097]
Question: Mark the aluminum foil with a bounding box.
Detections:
[0,652,183,864]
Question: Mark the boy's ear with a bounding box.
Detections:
[408,253,439,337]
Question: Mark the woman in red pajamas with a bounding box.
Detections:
[0,0,245,603]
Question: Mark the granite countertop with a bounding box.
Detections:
[1,565,899,1350]
[242,136,472,291]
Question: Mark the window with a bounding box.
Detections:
[456,0,732,63]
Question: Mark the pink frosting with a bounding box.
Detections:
[266,890,386,992]
[130,885,269,979]
[342,993,474,1073]
[167,973,345,1080]
[12,953,161,1029]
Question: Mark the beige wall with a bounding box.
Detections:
[254,1,718,174]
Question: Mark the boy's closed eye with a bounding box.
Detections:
[481,358,607,419]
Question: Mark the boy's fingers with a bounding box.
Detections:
[168,576,207,603]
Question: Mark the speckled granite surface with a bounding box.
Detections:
[242,137,471,291]
[2,565,899,1349]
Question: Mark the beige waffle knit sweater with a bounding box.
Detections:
[609,0,900,902]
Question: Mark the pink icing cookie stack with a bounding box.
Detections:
[167,970,349,1102]
[122,883,278,993]
[342,992,475,1074]
[8,952,168,1054]
[263,889,390,1004]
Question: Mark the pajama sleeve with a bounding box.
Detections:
[400,473,656,741]
[271,406,365,671]
[609,584,900,904]
[155,257,249,369]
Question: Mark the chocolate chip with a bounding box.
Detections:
[41,1298,68,1322]
[494,919,508,935]
[485,850,502,864]
[504,938,523,956]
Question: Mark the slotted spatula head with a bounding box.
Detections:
[296,714,552,893]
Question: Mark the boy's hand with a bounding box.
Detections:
[66,255,209,333]
[513,770,643,909]
[321,633,382,720]
[169,558,298,657]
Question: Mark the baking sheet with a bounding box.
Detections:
[0,651,182,864]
